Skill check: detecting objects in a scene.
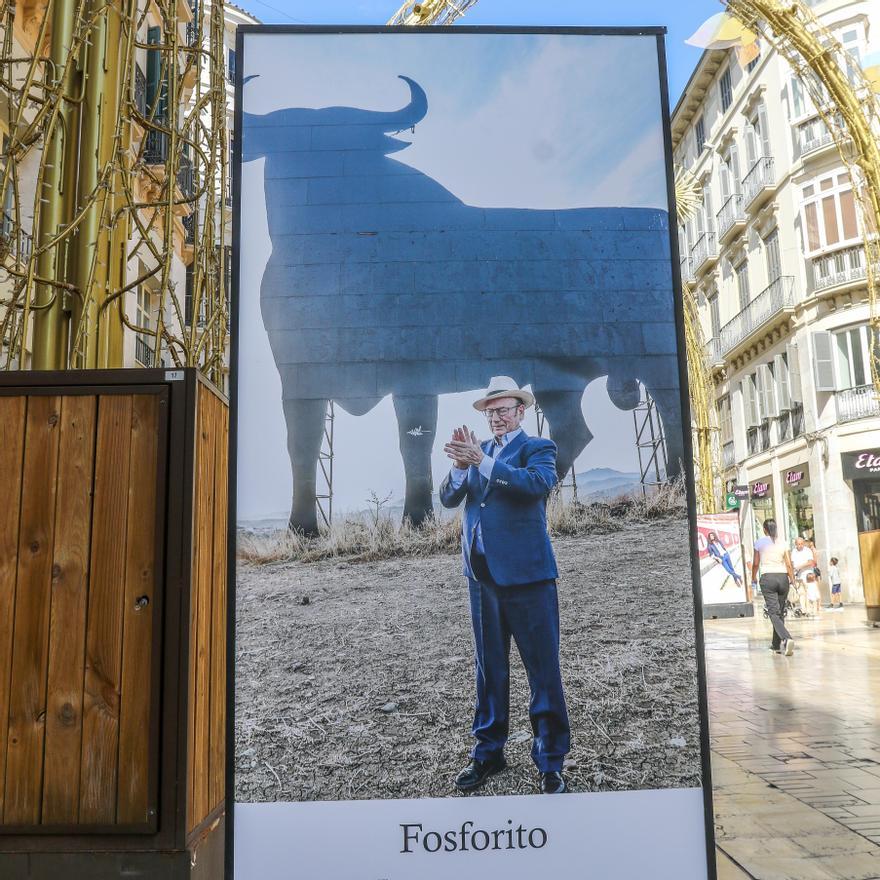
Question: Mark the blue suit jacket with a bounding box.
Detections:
[438,431,559,586]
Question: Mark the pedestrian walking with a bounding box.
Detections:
[828,557,844,611]
[751,519,796,656]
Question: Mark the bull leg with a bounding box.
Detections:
[283,397,328,536]
[392,394,438,527]
[533,389,592,482]
[644,387,685,480]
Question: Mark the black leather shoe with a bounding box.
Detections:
[454,755,507,792]
[540,771,567,794]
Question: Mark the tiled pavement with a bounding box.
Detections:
[705,606,880,880]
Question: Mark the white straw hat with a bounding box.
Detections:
[472,376,535,411]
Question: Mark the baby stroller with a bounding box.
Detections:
[762,583,807,619]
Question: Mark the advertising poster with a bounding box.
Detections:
[696,512,748,606]
[232,27,713,880]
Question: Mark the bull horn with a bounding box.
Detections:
[372,75,428,130]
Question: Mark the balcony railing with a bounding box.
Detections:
[182,213,195,244]
[144,129,168,164]
[135,334,155,367]
[177,154,195,199]
[720,275,795,355]
[680,255,694,283]
[0,213,32,263]
[836,384,880,423]
[716,192,746,240]
[706,335,723,366]
[812,245,865,293]
[691,231,718,273]
[134,64,146,117]
[743,156,775,209]
[797,117,834,157]
[722,441,735,470]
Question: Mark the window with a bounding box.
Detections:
[719,394,733,443]
[720,68,733,112]
[835,325,871,389]
[764,229,782,282]
[709,294,721,339]
[135,286,155,366]
[735,261,751,311]
[790,76,808,119]
[747,42,761,72]
[801,173,860,254]
[695,115,706,154]
[227,47,236,83]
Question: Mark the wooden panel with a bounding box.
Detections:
[4,396,62,823]
[117,395,160,825]
[0,396,27,822]
[41,396,97,824]
[188,385,217,831]
[79,395,133,823]
[208,400,228,813]
[859,530,880,618]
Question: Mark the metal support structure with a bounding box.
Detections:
[633,390,669,496]
[534,403,579,501]
[316,400,335,528]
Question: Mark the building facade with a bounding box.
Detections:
[0,1,257,381]
[672,0,879,604]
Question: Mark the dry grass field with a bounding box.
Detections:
[234,489,704,803]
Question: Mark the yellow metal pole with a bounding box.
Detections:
[32,0,77,369]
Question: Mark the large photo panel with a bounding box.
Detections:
[233,27,712,880]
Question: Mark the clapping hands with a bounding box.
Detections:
[444,425,484,469]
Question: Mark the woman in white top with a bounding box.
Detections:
[751,518,796,656]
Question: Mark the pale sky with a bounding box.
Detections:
[236,31,674,521]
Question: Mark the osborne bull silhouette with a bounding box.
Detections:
[242,76,684,535]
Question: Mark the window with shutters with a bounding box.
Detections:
[812,330,837,391]
[709,294,721,339]
[695,115,706,154]
[735,261,751,312]
[835,325,871,390]
[801,173,860,255]
[719,394,733,444]
[764,230,782,282]
[720,68,733,112]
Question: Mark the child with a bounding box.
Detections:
[829,557,843,610]
[804,571,821,617]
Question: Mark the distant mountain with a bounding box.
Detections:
[568,467,641,501]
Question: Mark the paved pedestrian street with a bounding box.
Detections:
[705,606,880,880]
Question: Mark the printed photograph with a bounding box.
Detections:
[697,512,748,605]
[235,30,705,803]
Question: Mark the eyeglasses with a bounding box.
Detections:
[484,405,521,418]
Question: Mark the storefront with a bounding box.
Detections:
[841,449,880,621]
[783,466,814,545]
[750,477,774,539]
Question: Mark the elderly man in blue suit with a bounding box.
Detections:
[440,377,570,795]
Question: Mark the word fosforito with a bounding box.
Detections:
[400,820,548,853]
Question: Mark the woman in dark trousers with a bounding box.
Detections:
[751,518,797,656]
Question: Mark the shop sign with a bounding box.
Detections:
[784,467,810,490]
[732,485,749,500]
[725,492,739,510]
[842,449,880,480]
[751,479,772,499]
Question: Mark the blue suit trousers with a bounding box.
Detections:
[468,559,570,773]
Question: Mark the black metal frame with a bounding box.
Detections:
[0,369,196,860]
[228,25,718,880]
